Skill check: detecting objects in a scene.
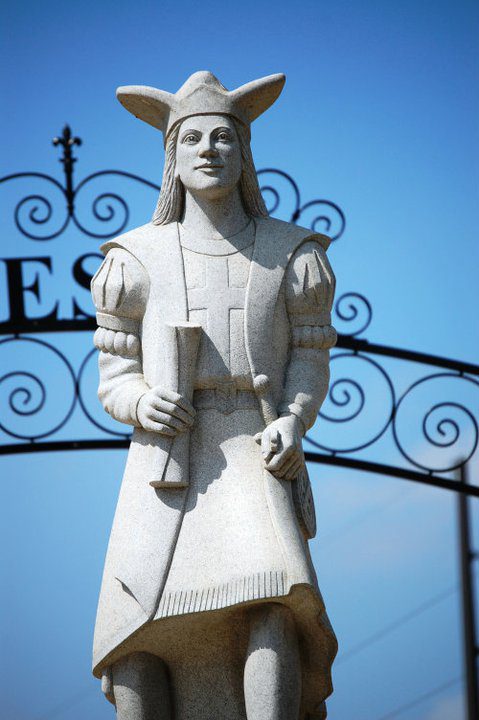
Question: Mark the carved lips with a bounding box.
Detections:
[195,163,224,172]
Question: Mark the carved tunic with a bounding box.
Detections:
[93,225,337,620]
[91,217,338,715]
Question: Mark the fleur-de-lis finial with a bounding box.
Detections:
[52,125,82,215]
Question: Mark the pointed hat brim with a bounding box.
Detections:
[116,85,173,133]
[116,72,285,139]
[231,74,285,123]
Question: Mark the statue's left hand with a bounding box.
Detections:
[260,415,305,481]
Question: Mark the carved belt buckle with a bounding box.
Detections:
[215,381,237,415]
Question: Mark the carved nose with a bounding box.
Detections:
[198,144,218,158]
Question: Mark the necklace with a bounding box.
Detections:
[178,218,256,257]
[179,218,252,243]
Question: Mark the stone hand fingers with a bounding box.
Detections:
[139,417,177,436]
[136,390,194,435]
[266,445,302,474]
[261,427,280,464]
[152,387,196,418]
[150,398,195,428]
[145,409,189,432]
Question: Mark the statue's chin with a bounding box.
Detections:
[183,178,239,202]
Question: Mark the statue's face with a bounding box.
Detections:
[175,114,242,199]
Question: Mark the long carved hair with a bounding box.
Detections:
[152,119,268,225]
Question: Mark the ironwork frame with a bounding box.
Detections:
[457,464,479,719]
[1,125,478,500]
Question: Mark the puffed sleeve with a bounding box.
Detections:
[278,239,337,431]
[91,248,150,427]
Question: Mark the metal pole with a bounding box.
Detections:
[458,462,479,720]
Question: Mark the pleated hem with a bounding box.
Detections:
[155,569,289,619]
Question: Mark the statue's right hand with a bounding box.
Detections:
[136,387,196,436]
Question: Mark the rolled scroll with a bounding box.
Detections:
[148,321,201,489]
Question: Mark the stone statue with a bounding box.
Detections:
[91,71,338,720]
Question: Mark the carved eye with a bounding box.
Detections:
[216,131,231,142]
[183,134,199,144]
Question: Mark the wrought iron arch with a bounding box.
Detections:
[1,125,478,498]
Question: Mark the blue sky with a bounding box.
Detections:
[1,1,478,719]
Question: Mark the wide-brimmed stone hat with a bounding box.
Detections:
[116,71,285,143]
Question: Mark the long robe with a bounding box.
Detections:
[91,216,338,718]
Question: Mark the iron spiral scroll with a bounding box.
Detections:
[2,126,162,241]
[2,127,346,242]
[1,126,478,497]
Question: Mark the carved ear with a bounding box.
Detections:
[116,86,174,132]
[230,74,285,123]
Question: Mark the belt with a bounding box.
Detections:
[193,382,258,415]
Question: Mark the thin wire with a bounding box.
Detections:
[373,676,462,720]
[336,584,458,665]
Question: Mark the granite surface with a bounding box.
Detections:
[92,71,338,719]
